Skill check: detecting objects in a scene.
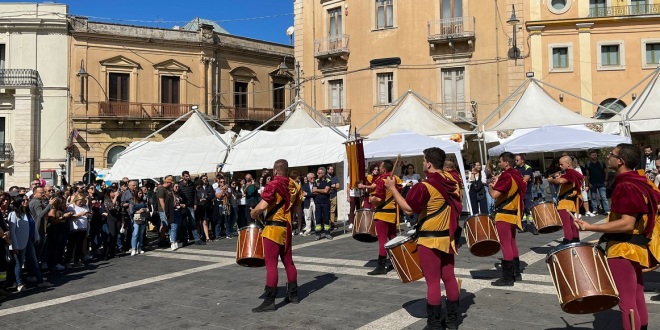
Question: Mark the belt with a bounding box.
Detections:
[417,230,449,238]
[265,221,287,228]
[374,209,397,213]
[497,209,518,215]
[600,233,650,247]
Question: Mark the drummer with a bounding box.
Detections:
[358,164,380,209]
[489,152,526,286]
[547,155,584,245]
[367,160,402,276]
[249,159,303,312]
[575,144,660,330]
[384,147,463,329]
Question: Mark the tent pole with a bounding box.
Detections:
[195,111,230,148]
[118,110,195,156]
[197,111,231,133]
[356,91,410,135]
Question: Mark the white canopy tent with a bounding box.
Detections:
[107,111,234,180]
[484,125,591,144]
[603,69,660,135]
[276,104,323,131]
[488,125,630,156]
[362,91,470,140]
[362,130,472,213]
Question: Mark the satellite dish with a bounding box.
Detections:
[286,26,295,36]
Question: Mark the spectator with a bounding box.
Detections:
[9,195,52,291]
[100,188,120,259]
[129,189,148,256]
[641,145,655,173]
[195,175,214,242]
[572,156,595,218]
[301,173,316,236]
[346,173,363,231]
[211,189,225,240]
[28,186,53,269]
[178,171,205,246]
[229,180,240,234]
[244,174,259,223]
[401,164,421,226]
[514,154,535,233]
[531,176,546,202]
[468,161,488,215]
[313,167,332,240]
[586,150,610,215]
[327,165,340,230]
[237,179,247,229]
[65,194,90,266]
[119,181,138,253]
[220,183,235,239]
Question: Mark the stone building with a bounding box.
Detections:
[68,17,293,182]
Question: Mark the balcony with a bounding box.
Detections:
[428,17,475,46]
[0,143,14,162]
[72,102,194,119]
[590,4,660,17]
[320,108,351,125]
[218,106,285,122]
[0,69,41,87]
[314,35,350,60]
[434,102,476,123]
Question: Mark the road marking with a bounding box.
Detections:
[356,307,427,330]
[0,260,234,317]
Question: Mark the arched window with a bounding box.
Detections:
[596,98,626,119]
[107,146,126,168]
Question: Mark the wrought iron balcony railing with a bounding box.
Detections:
[72,102,194,119]
[0,143,14,161]
[218,106,285,122]
[428,17,475,42]
[589,4,660,17]
[0,69,41,87]
[314,34,350,59]
[319,108,351,125]
[434,102,476,123]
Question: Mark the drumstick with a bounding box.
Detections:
[391,154,401,179]
[629,309,635,330]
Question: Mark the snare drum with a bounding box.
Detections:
[464,214,500,257]
[531,201,563,234]
[385,236,423,283]
[236,223,265,267]
[353,209,378,243]
[546,243,619,314]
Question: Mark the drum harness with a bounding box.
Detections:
[598,215,650,248]
[492,191,519,216]
[412,201,463,241]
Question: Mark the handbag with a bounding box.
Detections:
[133,212,146,225]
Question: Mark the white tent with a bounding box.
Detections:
[223,125,350,172]
[488,81,604,131]
[603,70,660,134]
[484,125,591,144]
[363,130,471,213]
[107,111,234,180]
[488,125,630,156]
[276,105,323,131]
[365,92,469,140]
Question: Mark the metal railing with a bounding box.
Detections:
[218,106,285,122]
[319,108,351,125]
[434,102,475,123]
[0,143,14,161]
[0,69,41,87]
[314,34,350,57]
[428,17,475,41]
[92,102,193,118]
[589,4,660,17]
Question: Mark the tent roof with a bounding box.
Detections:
[614,71,660,133]
[107,112,233,180]
[364,130,461,159]
[488,125,630,156]
[223,126,349,172]
[366,92,469,140]
[276,107,322,131]
[488,82,602,131]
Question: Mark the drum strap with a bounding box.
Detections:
[417,230,449,238]
[375,196,395,212]
[265,220,287,228]
[497,209,518,215]
[494,192,518,212]
[265,201,286,220]
[415,202,449,230]
[558,188,576,201]
[599,233,650,247]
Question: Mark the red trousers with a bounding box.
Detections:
[264,223,297,287]
[418,245,459,305]
[608,257,647,330]
[376,219,397,257]
[495,221,519,261]
[558,210,579,241]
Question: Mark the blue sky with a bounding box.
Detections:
[58,0,294,44]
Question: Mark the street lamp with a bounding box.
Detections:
[507,5,521,62]
[76,60,88,104]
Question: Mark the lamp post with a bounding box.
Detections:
[507,5,521,64]
[76,60,90,184]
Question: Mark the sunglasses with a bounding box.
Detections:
[46,189,53,192]
[608,152,621,159]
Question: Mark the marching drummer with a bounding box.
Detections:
[367,160,402,276]
[575,144,660,330]
[358,164,380,209]
[489,152,526,286]
[384,147,463,330]
[547,155,584,245]
[249,159,303,312]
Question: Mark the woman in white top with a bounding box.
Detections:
[66,194,91,266]
[572,156,595,217]
[468,162,488,214]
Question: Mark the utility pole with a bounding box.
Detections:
[295,61,301,100]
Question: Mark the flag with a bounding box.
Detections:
[72,129,79,139]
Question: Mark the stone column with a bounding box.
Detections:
[527,26,545,79]
[10,87,39,187]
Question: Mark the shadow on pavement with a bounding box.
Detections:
[544,309,621,329]
[275,273,338,308]
[401,284,477,326]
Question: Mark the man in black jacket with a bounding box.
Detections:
[301,173,316,236]
[179,171,205,245]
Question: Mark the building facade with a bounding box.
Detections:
[524,0,660,118]
[68,18,293,182]
[0,3,69,189]
[293,0,522,134]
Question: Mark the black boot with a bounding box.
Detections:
[285,281,299,304]
[561,238,570,245]
[368,256,388,275]
[443,300,459,330]
[422,303,443,330]
[513,257,522,282]
[252,286,277,312]
[571,237,580,243]
[641,325,648,330]
[491,260,514,286]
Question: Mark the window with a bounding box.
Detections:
[0,44,4,69]
[441,68,465,118]
[547,0,572,14]
[589,0,606,17]
[328,7,342,38]
[376,0,394,29]
[161,76,180,104]
[645,43,660,65]
[377,73,394,104]
[108,73,130,102]
[552,48,568,68]
[273,82,286,110]
[601,45,620,66]
[234,81,248,108]
[329,80,344,109]
[631,0,648,15]
[596,98,626,119]
[441,0,463,19]
[107,146,126,168]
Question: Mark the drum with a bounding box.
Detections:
[464,214,500,257]
[236,223,265,267]
[546,243,619,314]
[353,209,377,243]
[531,201,563,234]
[385,236,423,283]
